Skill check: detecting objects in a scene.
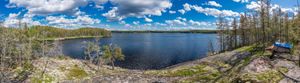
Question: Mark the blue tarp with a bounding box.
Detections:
[274,42,293,49]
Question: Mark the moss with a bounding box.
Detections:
[172,66,206,76]
[145,64,222,82]
[178,70,221,83]
[278,67,289,73]
[66,65,88,80]
[236,45,255,52]
[240,70,284,83]
[145,64,213,77]
[215,61,231,68]
[31,74,54,83]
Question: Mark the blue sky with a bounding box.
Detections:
[0,0,298,30]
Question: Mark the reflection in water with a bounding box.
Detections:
[62,33,219,69]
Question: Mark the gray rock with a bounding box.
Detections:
[241,58,272,73]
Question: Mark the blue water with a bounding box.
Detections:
[62,33,219,69]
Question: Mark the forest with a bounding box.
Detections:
[216,0,300,52]
[28,26,112,39]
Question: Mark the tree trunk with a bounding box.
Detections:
[111,58,115,70]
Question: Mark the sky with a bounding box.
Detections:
[0,0,298,30]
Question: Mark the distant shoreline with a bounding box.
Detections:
[111,30,218,34]
[40,30,217,41]
[40,36,105,41]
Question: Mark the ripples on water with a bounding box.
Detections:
[62,33,219,70]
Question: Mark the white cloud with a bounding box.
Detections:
[46,15,100,28]
[246,1,297,15]
[183,3,192,11]
[8,0,89,15]
[233,0,249,3]
[3,13,41,27]
[177,17,187,21]
[189,20,202,26]
[145,17,153,22]
[178,9,186,14]
[246,1,260,10]
[133,21,140,25]
[183,3,239,17]
[206,1,222,7]
[119,21,126,25]
[102,0,172,21]
[169,10,176,14]
[165,17,187,26]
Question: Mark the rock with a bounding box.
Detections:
[273,59,298,69]
[242,58,271,73]
[279,68,300,83]
[227,52,252,65]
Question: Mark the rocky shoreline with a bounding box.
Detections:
[13,45,300,83]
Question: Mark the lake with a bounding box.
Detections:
[62,33,219,70]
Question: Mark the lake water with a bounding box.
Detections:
[62,33,219,70]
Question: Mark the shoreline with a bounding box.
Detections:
[39,36,108,41]
[17,45,300,82]
[111,30,218,34]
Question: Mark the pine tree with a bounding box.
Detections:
[102,44,125,70]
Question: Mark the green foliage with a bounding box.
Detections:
[28,26,111,39]
[236,45,255,52]
[102,45,125,62]
[102,45,125,69]
[113,47,125,60]
[66,65,88,80]
[102,45,112,59]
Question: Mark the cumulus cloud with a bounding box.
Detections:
[3,13,41,27]
[8,0,90,15]
[46,15,100,28]
[183,3,192,11]
[246,1,261,10]
[183,3,239,17]
[205,1,222,7]
[233,0,249,3]
[165,17,188,26]
[144,17,153,22]
[178,9,186,14]
[102,0,172,21]
[246,1,297,15]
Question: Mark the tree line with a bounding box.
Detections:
[29,26,112,39]
[217,0,300,52]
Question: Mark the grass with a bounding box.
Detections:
[66,65,88,80]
